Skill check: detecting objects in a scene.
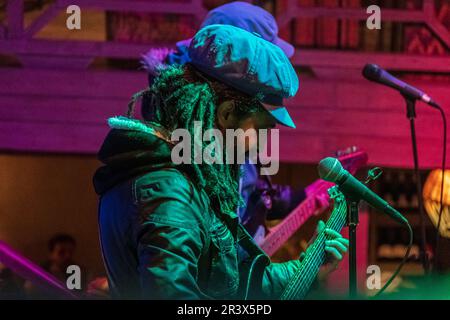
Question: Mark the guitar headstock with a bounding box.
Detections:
[335,146,368,175]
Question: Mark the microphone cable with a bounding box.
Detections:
[373,220,413,298]
[430,102,447,270]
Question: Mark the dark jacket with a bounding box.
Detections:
[93,118,300,299]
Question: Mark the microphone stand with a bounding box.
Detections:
[347,197,360,299]
[404,95,430,273]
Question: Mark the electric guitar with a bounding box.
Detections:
[258,148,368,256]
[280,186,347,300]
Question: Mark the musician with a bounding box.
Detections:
[94,24,348,299]
[140,1,330,241]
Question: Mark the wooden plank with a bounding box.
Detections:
[23,1,63,39]
[0,95,128,124]
[290,77,450,109]
[0,94,444,139]
[277,131,447,169]
[1,39,450,73]
[0,68,148,98]
[293,50,450,72]
[75,0,207,16]
[426,16,450,49]
[0,121,107,154]
[6,0,24,39]
[0,68,448,109]
[284,110,443,140]
[0,117,447,168]
[0,39,154,59]
[290,6,425,22]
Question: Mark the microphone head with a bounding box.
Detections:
[318,157,347,183]
[362,63,382,82]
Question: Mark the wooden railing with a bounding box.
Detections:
[0,240,79,299]
[0,0,448,72]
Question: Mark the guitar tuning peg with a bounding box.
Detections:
[335,146,358,157]
[365,167,383,184]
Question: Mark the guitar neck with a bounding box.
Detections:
[258,151,367,257]
[279,187,347,300]
[259,181,333,256]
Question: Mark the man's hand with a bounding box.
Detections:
[301,220,349,265]
[317,220,349,263]
[303,220,349,282]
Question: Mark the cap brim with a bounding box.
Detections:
[262,104,296,129]
[274,37,295,58]
[176,38,193,48]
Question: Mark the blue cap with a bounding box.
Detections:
[200,1,294,58]
[189,24,299,128]
[168,2,295,65]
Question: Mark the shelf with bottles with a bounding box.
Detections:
[368,167,436,275]
[373,167,429,210]
[368,167,433,226]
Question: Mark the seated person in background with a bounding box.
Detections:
[25,233,86,297]
[0,262,24,299]
[42,233,77,282]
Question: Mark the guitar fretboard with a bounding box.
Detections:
[280,187,347,300]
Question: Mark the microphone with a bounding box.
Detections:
[318,157,408,225]
[362,63,438,108]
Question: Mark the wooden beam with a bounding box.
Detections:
[0,39,158,59]
[293,50,450,73]
[22,1,66,39]
[74,0,207,16]
[0,23,6,40]
[276,0,448,50]
[425,17,450,49]
[287,7,425,22]
[1,39,449,73]
[6,0,24,39]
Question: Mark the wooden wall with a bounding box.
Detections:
[0,67,448,169]
[0,153,105,277]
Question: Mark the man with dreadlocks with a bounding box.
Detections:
[140,1,331,244]
[93,24,348,299]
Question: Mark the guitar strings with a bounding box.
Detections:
[283,206,344,299]
[281,196,347,300]
[296,204,346,298]
[283,204,345,300]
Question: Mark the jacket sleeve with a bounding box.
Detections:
[261,260,302,299]
[133,172,211,299]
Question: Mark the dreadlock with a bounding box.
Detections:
[150,63,264,215]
